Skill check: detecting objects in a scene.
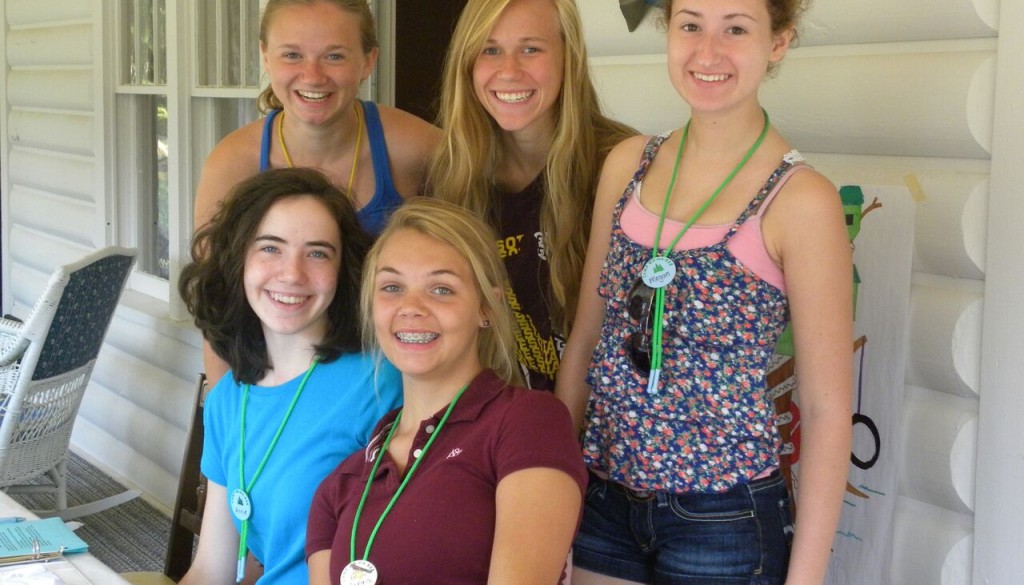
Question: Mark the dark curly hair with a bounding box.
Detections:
[179,168,371,384]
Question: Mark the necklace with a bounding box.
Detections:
[277,101,364,196]
[341,384,470,585]
[642,110,771,394]
[232,359,319,583]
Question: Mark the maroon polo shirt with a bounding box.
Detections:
[306,369,586,584]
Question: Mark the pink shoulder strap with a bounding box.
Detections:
[756,163,809,217]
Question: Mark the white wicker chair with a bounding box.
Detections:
[0,246,136,512]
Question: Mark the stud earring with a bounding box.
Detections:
[481,320,491,328]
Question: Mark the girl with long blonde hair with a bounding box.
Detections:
[428,0,634,391]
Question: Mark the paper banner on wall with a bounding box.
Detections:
[770,184,914,585]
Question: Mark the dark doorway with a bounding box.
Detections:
[393,1,467,124]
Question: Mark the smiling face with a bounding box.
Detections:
[260,1,377,126]
[371,228,488,389]
[243,195,342,350]
[472,0,565,141]
[666,0,791,115]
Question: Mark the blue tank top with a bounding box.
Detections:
[259,101,402,235]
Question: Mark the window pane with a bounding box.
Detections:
[196,0,261,88]
[139,0,154,83]
[225,2,242,86]
[244,0,260,86]
[155,0,167,85]
[121,0,166,86]
[121,0,135,83]
[195,0,217,86]
[144,95,170,280]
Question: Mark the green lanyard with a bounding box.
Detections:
[348,385,469,566]
[644,111,770,393]
[233,359,319,583]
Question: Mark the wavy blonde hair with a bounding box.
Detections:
[257,0,378,114]
[427,0,635,335]
[360,198,521,386]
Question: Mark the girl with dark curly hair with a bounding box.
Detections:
[179,168,401,585]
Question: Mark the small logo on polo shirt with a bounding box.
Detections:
[447,448,463,459]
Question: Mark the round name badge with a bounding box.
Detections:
[230,488,252,521]
[340,560,378,585]
[641,257,676,289]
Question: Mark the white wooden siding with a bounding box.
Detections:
[0,0,202,512]
[970,0,1024,580]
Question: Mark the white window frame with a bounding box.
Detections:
[105,0,391,318]
[109,0,262,318]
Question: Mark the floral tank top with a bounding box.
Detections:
[582,133,804,494]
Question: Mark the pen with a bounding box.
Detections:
[0,516,26,524]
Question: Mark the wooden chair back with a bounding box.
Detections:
[163,373,208,581]
[125,373,263,584]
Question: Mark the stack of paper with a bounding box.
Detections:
[0,518,89,566]
[0,559,92,584]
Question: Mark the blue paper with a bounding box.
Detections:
[0,517,89,560]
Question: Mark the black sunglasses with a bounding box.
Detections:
[625,277,655,376]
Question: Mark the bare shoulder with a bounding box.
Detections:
[375,104,441,156]
[194,120,264,227]
[200,120,263,179]
[595,134,653,204]
[763,164,846,262]
[374,105,441,196]
[607,133,653,165]
[770,165,843,225]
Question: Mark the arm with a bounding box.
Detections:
[377,106,442,198]
[307,550,332,585]
[305,469,345,585]
[0,318,25,364]
[555,136,647,430]
[180,481,240,585]
[766,171,854,585]
[487,468,582,585]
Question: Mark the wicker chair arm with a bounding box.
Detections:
[0,317,23,335]
[0,319,26,366]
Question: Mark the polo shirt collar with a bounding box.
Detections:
[364,369,508,481]
[441,368,507,425]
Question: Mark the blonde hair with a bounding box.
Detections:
[257,0,378,113]
[427,0,635,335]
[360,198,521,385]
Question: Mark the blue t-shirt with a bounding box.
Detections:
[202,354,402,585]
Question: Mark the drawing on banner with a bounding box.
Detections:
[770,185,883,505]
[771,182,914,585]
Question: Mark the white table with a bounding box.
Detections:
[0,490,131,584]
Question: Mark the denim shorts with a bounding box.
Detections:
[573,470,794,584]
